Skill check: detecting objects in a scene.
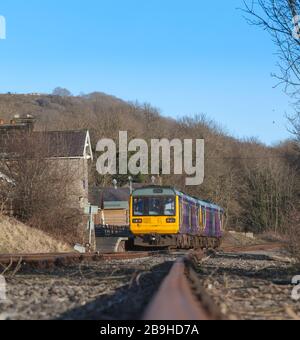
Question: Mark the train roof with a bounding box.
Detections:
[132,186,224,212]
[175,190,224,211]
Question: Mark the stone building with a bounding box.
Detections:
[0,115,93,212]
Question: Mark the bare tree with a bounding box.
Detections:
[0,174,14,214]
[288,112,300,140]
[0,133,83,244]
[243,1,300,93]
[242,158,296,233]
[243,1,300,140]
[52,87,72,97]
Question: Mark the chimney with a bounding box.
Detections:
[13,114,36,131]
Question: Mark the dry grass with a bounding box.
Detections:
[0,215,72,254]
[259,231,288,243]
[222,231,264,248]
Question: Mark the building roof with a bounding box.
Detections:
[89,187,131,209]
[0,129,93,160]
[103,188,131,202]
[90,184,151,210]
[33,130,91,158]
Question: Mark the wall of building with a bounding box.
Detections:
[50,158,90,211]
[94,209,129,226]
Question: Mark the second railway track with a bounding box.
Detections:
[0,250,172,270]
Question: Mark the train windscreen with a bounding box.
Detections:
[133,197,176,216]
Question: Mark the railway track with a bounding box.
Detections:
[0,250,171,270]
[143,250,223,320]
[0,248,222,320]
[0,241,283,266]
[1,243,289,320]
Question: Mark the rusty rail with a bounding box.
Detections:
[0,251,169,269]
[143,250,223,321]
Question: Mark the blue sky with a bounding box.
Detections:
[0,0,294,144]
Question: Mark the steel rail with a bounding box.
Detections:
[143,250,223,321]
[0,250,170,268]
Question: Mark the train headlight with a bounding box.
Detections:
[133,219,142,224]
[166,218,176,223]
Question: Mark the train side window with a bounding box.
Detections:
[163,197,175,216]
[212,210,216,229]
[183,201,188,225]
[203,208,207,228]
[181,201,184,225]
[199,207,203,229]
[179,200,183,225]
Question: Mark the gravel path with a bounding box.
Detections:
[0,253,180,320]
[197,251,300,320]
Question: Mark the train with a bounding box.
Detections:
[130,186,224,249]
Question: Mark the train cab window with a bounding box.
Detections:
[133,198,144,216]
[149,198,161,216]
[133,196,176,216]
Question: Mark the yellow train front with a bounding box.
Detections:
[130,186,224,249]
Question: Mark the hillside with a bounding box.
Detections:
[0,92,128,131]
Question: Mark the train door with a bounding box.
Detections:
[179,197,184,233]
